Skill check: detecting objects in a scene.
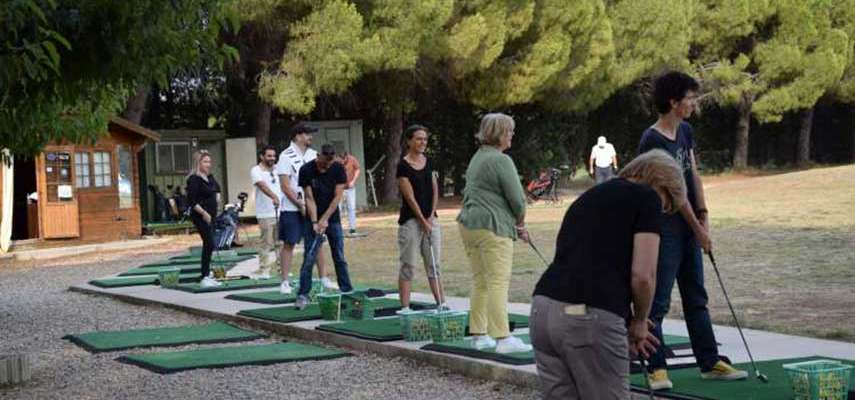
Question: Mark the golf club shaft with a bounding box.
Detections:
[427,235,446,307]
[707,252,761,377]
[638,358,655,399]
[528,240,550,268]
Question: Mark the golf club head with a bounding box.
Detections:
[757,371,769,383]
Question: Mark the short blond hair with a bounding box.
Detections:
[188,149,211,178]
[476,113,514,146]
[618,149,687,214]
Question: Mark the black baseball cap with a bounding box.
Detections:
[291,122,318,136]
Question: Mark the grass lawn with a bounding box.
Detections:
[258,165,855,342]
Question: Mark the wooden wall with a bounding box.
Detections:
[43,126,147,242]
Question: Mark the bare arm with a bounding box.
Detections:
[279,174,301,207]
[304,186,318,223]
[255,182,279,202]
[631,233,660,322]
[689,149,708,218]
[629,232,661,358]
[612,153,619,169]
[349,168,361,188]
[589,152,595,173]
[430,172,439,220]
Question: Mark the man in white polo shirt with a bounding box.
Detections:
[589,136,618,184]
[276,122,337,294]
[250,145,282,279]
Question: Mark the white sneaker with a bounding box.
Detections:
[321,277,339,290]
[256,272,272,280]
[200,276,221,288]
[471,335,497,350]
[495,336,532,354]
[279,281,292,295]
[396,307,413,315]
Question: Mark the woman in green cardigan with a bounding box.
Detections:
[457,113,532,354]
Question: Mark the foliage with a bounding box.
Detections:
[0,0,237,159]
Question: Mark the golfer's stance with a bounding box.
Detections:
[294,144,354,310]
[531,150,680,399]
[639,71,746,389]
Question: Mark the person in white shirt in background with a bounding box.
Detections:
[250,145,282,279]
[276,122,337,294]
[589,136,619,184]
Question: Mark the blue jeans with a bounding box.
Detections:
[298,220,353,296]
[648,218,719,371]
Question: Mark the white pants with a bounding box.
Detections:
[339,187,357,231]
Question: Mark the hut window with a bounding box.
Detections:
[93,151,112,187]
[45,152,72,202]
[75,153,91,188]
[118,146,133,208]
[156,142,191,174]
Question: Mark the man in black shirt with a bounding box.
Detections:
[531,150,685,400]
[295,144,354,309]
[639,71,746,389]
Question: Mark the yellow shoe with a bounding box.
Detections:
[701,360,749,380]
[648,369,673,391]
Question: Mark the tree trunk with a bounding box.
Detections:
[381,99,404,204]
[733,96,752,170]
[851,106,855,164]
[121,86,150,124]
[253,100,272,147]
[796,107,814,168]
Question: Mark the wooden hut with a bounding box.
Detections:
[0,117,160,246]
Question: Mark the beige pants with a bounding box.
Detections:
[257,217,279,275]
[459,224,513,338]
[397,218,442,281]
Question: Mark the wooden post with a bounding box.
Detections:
[0,353,31,386]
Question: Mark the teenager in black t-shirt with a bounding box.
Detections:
[186,150,222,288]
[396,125,443,310]
[530,150,685,400]
[294,144,354,309]
[640,72,746,389]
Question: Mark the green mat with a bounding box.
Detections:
[89,273,199,288]
[63,322,264,353]
[138,254,253,269]
[119,263,235,277]
[238,304,324,323]
[169,277,283,293]
[422,334,535,365]
[181,247,258,258]
[118,342,349,374]
[629,356,855,400]
[236,298,407,323]
[316,317,403,341]
[224,286,399,304]
[664,334,692,350]
[316,311,527,342]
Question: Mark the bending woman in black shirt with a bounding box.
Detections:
[530,150,686,400]
[186,150,222,288]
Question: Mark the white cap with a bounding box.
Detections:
[597,136,607,146]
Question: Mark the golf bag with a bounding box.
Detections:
[147,185,172,222]
[526,167,561,203]
[212,192,249,250]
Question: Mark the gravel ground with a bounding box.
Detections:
[0,243,540,400]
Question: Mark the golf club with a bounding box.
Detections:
[707,251,769,383]
[427,237,448,312]
[528,239,551,268]
[638,357,655,400]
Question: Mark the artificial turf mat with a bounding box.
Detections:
[118,342,349,374]
[169,277,283,293]
[316,312,528,342]
[119,263,235,277]
[88,273,199,288]
[224,286,399,305]
[138,254,253,268]
[63,322,264,353]
[629,356,855,400]
[236,298,410,323]
[422,334,535,365]
[237,304,324,323]
[182,247,258,258]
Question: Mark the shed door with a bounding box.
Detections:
[37,151,80,239]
